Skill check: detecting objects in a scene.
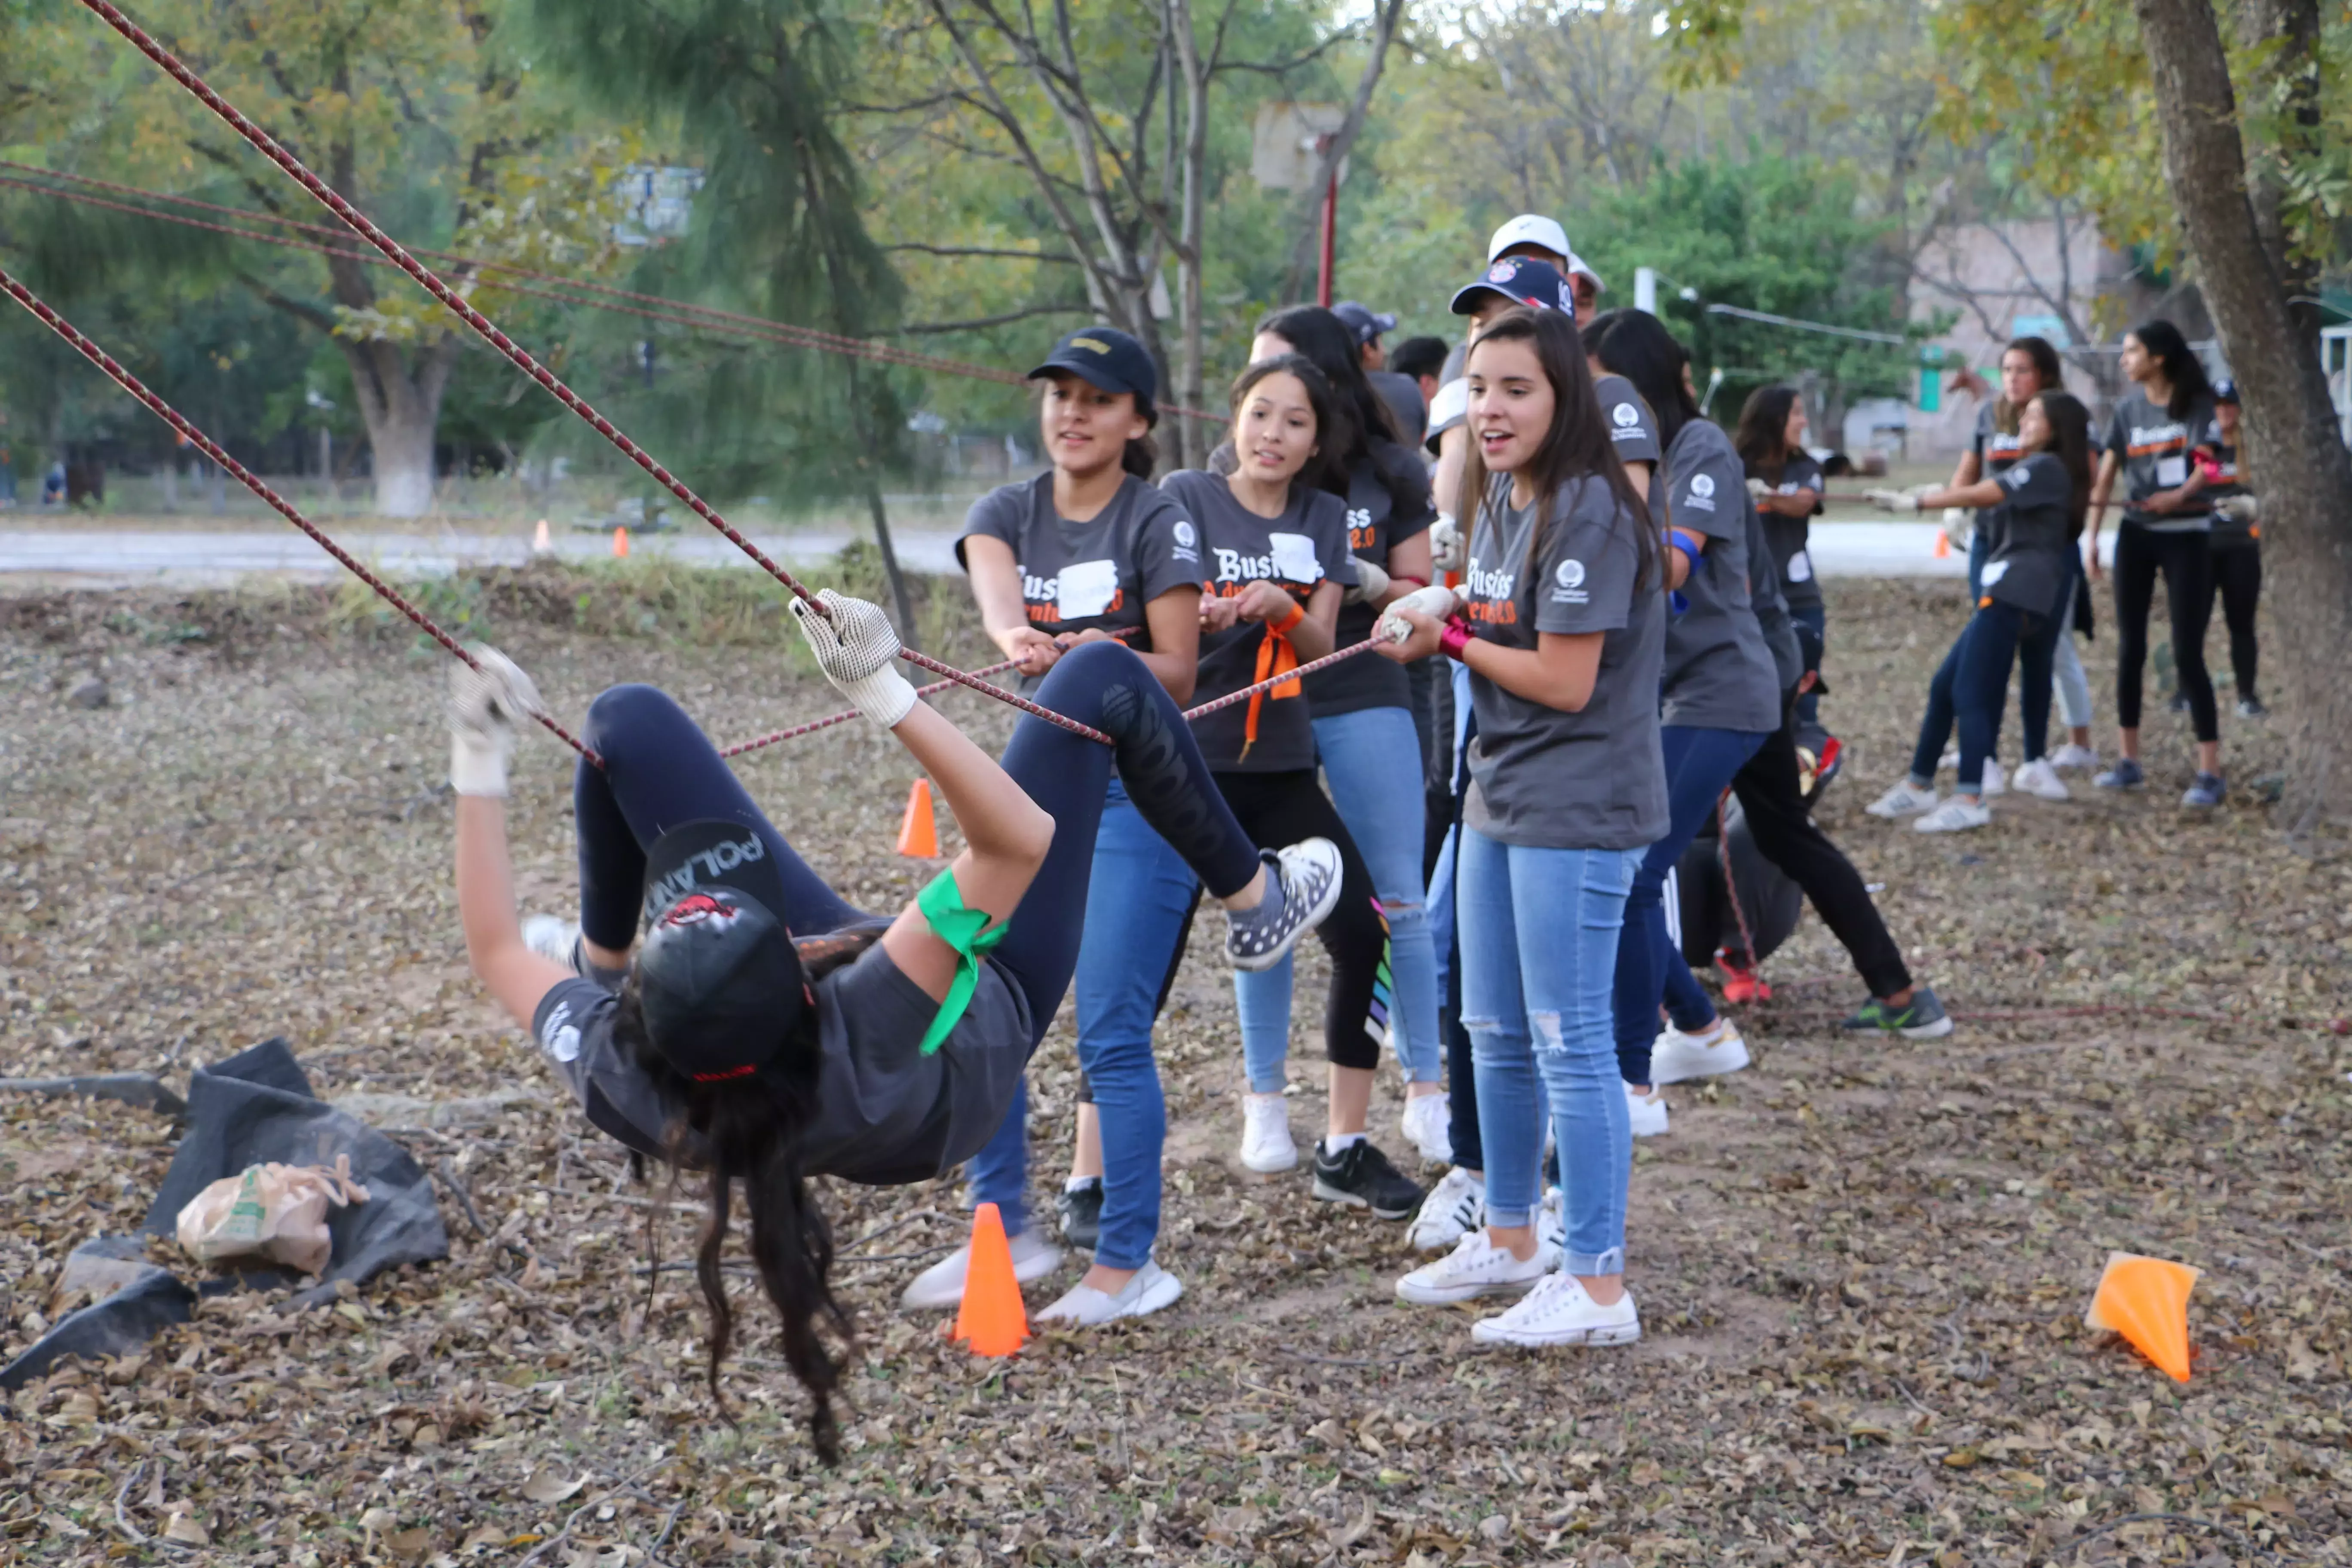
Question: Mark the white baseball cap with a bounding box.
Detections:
[1566,253,1607,294]
[1487,214,1571,264]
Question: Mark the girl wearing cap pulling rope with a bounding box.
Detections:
[448,605,1343,1454]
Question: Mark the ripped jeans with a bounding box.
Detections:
[1456,827,1640,1276]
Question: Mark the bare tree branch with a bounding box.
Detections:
[882,242,1082,263]
[896,303,1092,335]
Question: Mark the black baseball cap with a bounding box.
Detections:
[1450,257,1575,318]
[1027,326,1158,403]
[1332,301,1399,346]
[635,820,807,1084]
[2212,377,2239,404]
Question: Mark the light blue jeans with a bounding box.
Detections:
[1234,706,1442,1092]
[964,777,1196,1269]
[1457,827,1641,1276]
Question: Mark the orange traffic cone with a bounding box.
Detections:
[2085,1251,2199,1382]
[612,524,631,558]
[950,1202,1030,1357]
[1932,529,1951,559]
[896,779,939,858]
[533,518,551,554]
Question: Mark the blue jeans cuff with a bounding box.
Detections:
[1564,1246,1625,1276]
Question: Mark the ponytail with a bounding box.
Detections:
[1123,391,1161,478]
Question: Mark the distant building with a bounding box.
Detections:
[613,165,704,247]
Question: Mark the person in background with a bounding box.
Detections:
[2201,379,2265,718]
[2085,319,2225,806]
[1390,337,1451,423]
[1733,386,1829,741]
[1336,300,1428,450]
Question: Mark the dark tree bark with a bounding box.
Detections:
[2132,0,2352,832]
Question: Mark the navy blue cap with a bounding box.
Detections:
[1027,326,1158,403]
[1332,301,1399,346]
[636,820,806,1083]
[1450,257,1576,317]
[2212,377,2238,403]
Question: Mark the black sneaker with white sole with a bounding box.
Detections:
[1311,1139,1425,1220]
[1056,1178,1102,1251]
[1224,839,1344,972]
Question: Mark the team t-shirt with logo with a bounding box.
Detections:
[1458,475,1667,851]
[1309,446,1435,716]
[1160,469,1357,773]
[956,471,1203,693]
[2202,435,2255,548]
[2104,388,2220,532]
[1657,418,1782,732]
[1972,402,2033,536]
[1753,449,1825,613]
[1981,451,2076,618]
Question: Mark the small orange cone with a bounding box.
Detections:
[533,518,551,553]
[1932,529,1951,559]
[2085,1251,2200,1382]
[950,1202,1030,1357]
[896,778,939,858]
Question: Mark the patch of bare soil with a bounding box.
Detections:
[3,575,2349,1566]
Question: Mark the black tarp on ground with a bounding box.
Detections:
[0,1237,195,1392]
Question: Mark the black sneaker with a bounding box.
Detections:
[2237,696,2268,719]
[1311,1139,1424,1220]
[1056,1178,1102,1251]
[2168,692,2191,714]
[1841,985,1954,1039]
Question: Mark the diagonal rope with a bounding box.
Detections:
[79,0,1112,746]
[720,661,1017,758]
[1178,635,1388,722]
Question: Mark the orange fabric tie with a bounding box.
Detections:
[1239,599,1306,760]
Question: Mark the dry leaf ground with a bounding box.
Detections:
[3,567,2349,1567]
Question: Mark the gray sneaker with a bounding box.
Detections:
[1224,839,1344,971]
[2093,757,2145,790]
[2181,771,2226,808]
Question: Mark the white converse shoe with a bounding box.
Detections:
[1866,781,1939,818]
[1036,1260,1183,1326]
[2010,758,2070,800]
[1400,1091,1453,1165]
[1406,1166,1486,1252]
[1239,1092,1298,1173]
[2049,742,2100,772]
[1395,1230,1557,1305]
[1470,1273,1642,1348]
[1913,796,1992,833]
[1979,759,2007,797]
[1625,1082,1669,1138]
[899,1228,1064,1310]
[1649,1018,1750,1085]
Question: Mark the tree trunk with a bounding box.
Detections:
[342,337,456,519]
[2132,0,2352,832]
[1282,0,1408,304]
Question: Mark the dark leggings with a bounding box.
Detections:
[2213,542,2260,702]
[1733,721,1910,999]
[572,641,1264,1043]
[2113,522,2219,742]
[1908,600,2050,791]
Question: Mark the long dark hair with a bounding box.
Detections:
[615,926,884,1462]
[2129,318,2212,420]
[1228,353,1353,499]
[2025,390,2095,539]
[1994,335,2066,435]
[1455,307,1657,589]
[1255,305,1422,512]
[1734,384,1802,483]
[1586,307,1699,456]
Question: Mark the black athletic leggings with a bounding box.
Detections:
[2212,541,2260,703]
[1732,720,1910,1000]
[2113,522,2218,742]
[571,641,1264,1045]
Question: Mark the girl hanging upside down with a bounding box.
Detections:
[446,596,1343,1459]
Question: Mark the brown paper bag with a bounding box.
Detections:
[175,1155,371,1277]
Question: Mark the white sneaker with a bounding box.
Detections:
[1406,1167,1485,1252]
[523,913,583,971]
[1649,1018,1750,1085]
[1537,1186,1566,1257]
[2010,758,2070,801]
[1239,1093,1298,1173]
[1913,796,1992,833]
[2049,742,2100,772]
[1866,781,1939,818]
[1036,1260,1183,1326]
[1470,1273,1642,1348]
[1980,759,2007,797]
[1625,1082,1669,1138]
[1936,747,1959,772]
[899,1228,1064,1310]
[1400,1092,1453,1165]
[1395,1230,1557,1305]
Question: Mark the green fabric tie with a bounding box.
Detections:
[915,867,1008,1056]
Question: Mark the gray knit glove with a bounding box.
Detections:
[790,589,918,729]
[447,645,544,797]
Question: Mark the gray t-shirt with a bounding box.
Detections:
[1752,450,1825,612]
[1745,500,1802,697]
[2205,438,2254,548]
[1657,418,1782,732]
[1972,402,2032,536]
[1982,451,2075,618]
[1460,475,1668,851]
[2104,388,2219,532]
[530,940,1034,1186]
[1369,370,1427,449]
[956,472,1203,693]
[1160,469,1357,772]
[1312,448,1435,716]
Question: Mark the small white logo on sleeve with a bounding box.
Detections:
[1690,473,1715,499]
[539,1001,582,1064]
[1612,403,1638,428]
[1555,559,1586,589]
[1173,520,1196,548]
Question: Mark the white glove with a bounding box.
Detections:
[1376,584,1461,642]
[447,645,544,797]
[1745,476,1770,500]
[789,589,917,729]
[1428,515,1465,573]
[1941,507,1974,549]
[1344,556,1392,606]
[2217,494,2259,524]
[1863,485,1929,514]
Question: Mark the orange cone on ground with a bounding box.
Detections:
[1932,529,1951,559]
[612,524,631,558]
[2085,1251,2199,1382]
[951,1202,1030,1357]
[897,778,939,858]
[533,518,551,553]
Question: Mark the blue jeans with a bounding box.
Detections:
[964,777,1197,1267]
[1458,828,1639,1274]
[1234,707,1442,1092]
[1789,602,1826,730]
[1612,725,1769,1085]
[1907,600,2045,793]
[1967,524,1990,600]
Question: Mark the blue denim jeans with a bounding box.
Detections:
[1907,600,2046,793]
[1789,602,1826,730]
[1612,725,1769,1086]
[964,776,1195,1268]
[1457,828,1639,1274]
[1234,706,1442,1092]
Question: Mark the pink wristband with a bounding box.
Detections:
[1439,617,1474,661]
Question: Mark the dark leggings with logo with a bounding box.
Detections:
[2113,522,2218,742]
[570,641,1266,1044]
